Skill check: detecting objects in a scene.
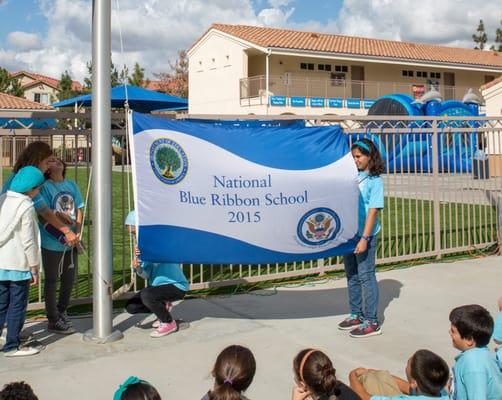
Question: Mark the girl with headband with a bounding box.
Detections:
[292,348,360,400]
[338,138,385,338]
[202,345,256,400]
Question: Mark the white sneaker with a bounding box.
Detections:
[4,346,41,357]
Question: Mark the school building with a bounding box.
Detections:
[188,24,502,116]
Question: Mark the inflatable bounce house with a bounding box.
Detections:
[360,87,483,173]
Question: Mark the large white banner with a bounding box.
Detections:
[130,112,359,264]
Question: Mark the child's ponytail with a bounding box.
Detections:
[208,345,256,400]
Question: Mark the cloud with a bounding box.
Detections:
[0,0,500,83]
[7,31,42,51]
[335,0,501,48]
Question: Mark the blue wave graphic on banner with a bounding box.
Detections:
[138,225,359,264]
[131,112,348,170]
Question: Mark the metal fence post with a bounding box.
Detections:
[431,119,442,259]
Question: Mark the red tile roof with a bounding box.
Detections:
[12,70,83,92]
[202,24,502,69]
[480,75,502,90]
[0,92,54,110]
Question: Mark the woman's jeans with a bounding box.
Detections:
[343,237,379,323]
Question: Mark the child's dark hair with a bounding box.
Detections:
[409,350,449,396]
[293,349,341,400]
[208,345,256,400]
[13,141,52,173]
[0,381,38,400]
[351,138,385,176]
[449,304,494,346]
[119,382,161,400]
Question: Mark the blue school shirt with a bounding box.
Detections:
[494,312,502,371]
[357,171,384,236]
[137,262,189,292]
[39,179,84,251]
[2,173,45,210]
[371,394,450,400]
[452,346,502,400]
[0,269,31,281]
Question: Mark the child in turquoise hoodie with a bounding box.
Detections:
[124,211,189,338]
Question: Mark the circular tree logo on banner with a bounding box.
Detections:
[150,138,188,185]
[297,208,341,246]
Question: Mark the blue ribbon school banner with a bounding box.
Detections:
[129,112,359,264]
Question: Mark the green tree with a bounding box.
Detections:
[155,146,181,178]
[83,61,128,91]
[8,77,24,97]
[490,19,502,51]
[0,67,24,97]
[57,70,75,100]
[473,19,488,50]
[0,67,11,93]
[128,62,149,87]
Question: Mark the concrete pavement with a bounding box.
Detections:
[1,256,501,399]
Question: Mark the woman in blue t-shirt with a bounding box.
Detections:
[124,211,189,338]
[338,138,385,338]
[40,159,84,335]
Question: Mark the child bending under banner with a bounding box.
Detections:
[124,210,189,338]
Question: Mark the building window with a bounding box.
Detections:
[402,70,414,77]
[318,64,324,71]
[330,72,346,86]
[34,93,49,104]
[300,62,315,70]
[417,71,428,78]
[335,65,348,73]
[430,72,441,79]
[318,64,332,71]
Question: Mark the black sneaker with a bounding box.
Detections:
[58,311,72,326]
[338,314,363,330]
[48,318,75,335]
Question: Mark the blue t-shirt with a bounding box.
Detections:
[2,173,45,210]
[39,179,84,251]
[452,346,502,400]
[357,171,384,236]
[137,262,189,291]
[494,312,502,371]
[371,394,450,400]
[0,269,32,281]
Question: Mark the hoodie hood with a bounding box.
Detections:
[0,191,34,246]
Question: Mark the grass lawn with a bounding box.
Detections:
[2,168,498,305]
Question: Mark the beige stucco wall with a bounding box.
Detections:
[482,78,502,117]
[189,32,251,114]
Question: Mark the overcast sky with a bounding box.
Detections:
[0,0,500,82]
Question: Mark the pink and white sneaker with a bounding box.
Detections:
[150,320,178,338]
[152,302,173,328]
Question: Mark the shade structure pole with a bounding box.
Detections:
[84,0,123,344]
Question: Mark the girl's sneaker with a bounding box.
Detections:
[150,320,178,338]
[48,318,76,335]
[349,320,382,338]
[152,302,173,328]
[338,314,363,330]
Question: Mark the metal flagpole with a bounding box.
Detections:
[84,0,123,344]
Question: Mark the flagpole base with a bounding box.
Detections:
[83,329,124,344]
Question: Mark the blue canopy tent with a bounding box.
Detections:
[52,85,188,113]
